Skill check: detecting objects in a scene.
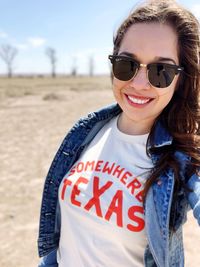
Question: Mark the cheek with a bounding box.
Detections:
[112,78,129,94]
[113,77,123,88]
[156,89,175,110]
[156,88,174,98]
[112,79,122,97]
[156,77,177,98]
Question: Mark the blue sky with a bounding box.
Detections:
[0,0,199,75]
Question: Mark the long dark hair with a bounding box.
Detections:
[113,0,200,218]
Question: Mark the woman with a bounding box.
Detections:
[38,0,200,266]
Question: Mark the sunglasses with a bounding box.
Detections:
[108,55,184,88]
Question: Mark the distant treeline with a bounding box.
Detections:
[0,44,96,78]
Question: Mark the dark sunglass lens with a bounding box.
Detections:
[113,58,137,81]
[148,64,176,88]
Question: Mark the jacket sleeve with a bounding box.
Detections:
[187,172,200,225]
[38,249,58,267]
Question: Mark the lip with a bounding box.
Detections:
[125,94,154,108]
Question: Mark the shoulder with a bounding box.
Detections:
[58,103,121,152]
[78,102,121,123]
[68,103,121,134]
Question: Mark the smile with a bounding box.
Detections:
[126,95,153,105]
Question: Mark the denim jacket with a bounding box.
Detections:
[38,103,200,267]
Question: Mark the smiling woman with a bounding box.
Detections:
[37,1,200,267]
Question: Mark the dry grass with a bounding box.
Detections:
[0,76,199,267]
[0,76,111,98]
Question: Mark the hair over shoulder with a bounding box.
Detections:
[112,0,200,228]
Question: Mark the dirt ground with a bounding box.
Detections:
[0,76,199,267]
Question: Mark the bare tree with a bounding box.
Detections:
[88,55,94,76]
[46,47,57,77]
[0,44,18,77]
[71,56,77,77]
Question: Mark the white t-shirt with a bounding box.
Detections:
[58,115,153,267]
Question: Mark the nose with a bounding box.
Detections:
[129,67,150,90]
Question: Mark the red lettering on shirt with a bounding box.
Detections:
[95,160,104,172]
[61,160,147,233]
[77,162,84,172]
[102,161,116,175]
[84,161,95,172]
[68,166,76,176]
[113,165,125,178]
[61,178,72,200]
[84,176,113,217]
[127,178,142,195]
[120,171,132,185]
[135,190,144,203]
[105,190,123,227]
[127,206,145,232]
[71,177,89,207]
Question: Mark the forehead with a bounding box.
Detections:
[118,22,179,63]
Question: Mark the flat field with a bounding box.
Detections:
[0,76,199,267]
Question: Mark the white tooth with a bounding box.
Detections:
[128,95,150,104]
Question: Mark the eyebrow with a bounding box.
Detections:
[156,57,177,65]
[118,51,177,65]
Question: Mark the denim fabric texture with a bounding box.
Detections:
[38,103,200,267]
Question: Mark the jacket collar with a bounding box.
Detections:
[147,120,173,150]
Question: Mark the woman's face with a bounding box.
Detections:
[112,22,180,135]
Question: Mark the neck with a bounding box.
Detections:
[117,113,153,135]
